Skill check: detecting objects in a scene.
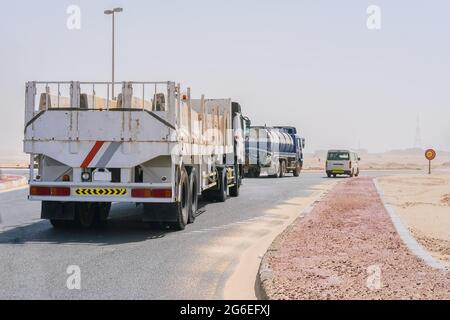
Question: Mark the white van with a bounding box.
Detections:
[326,150,360,178]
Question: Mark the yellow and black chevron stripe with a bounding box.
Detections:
[75,188,127,196]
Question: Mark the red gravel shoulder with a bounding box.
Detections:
[260,177,450,299]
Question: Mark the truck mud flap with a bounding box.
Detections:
[41,201,76,220]
[142,203,178,222]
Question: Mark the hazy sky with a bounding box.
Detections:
[1,0,449,157]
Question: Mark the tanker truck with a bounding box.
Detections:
[24,80,246,230]
[244,126,305,178]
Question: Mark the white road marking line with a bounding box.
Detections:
[210,226,228,230]
[234,221,253,225]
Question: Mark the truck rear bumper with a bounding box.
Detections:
[41,201,180,222]
[28,181,174,203]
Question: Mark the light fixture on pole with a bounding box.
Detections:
[104,7,123,100]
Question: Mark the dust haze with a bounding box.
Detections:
[1,1,449,163]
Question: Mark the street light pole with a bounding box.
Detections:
[112,12,115,99]
[104,7,123,100]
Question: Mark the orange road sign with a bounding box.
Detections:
[425,149,436,174]
[425,149,436,161]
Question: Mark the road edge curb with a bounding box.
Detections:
[373,178,449,272]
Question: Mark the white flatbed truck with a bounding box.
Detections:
[24,81,246,230]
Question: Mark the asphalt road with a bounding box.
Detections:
[0,170,399,299]
[0,171,330,299]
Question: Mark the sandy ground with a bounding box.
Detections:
[260,177,450,299]
[3,149,450,171]
[304,150,450,171]
[378,174,450,267]
[0,157,28,168]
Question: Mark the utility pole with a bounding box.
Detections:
[104,7,123,100]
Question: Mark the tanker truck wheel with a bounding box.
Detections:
[293,162,301,177]
[279,160,286,178]
[170,167,190,230]
[270,163,281,178]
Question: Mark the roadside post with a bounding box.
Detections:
[425,149,436,174]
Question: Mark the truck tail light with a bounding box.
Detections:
[151,189,172,198]
[131,189,152,198]
[30,186,50,196]
[131,188,172,198]
[51,187,71,196]
[30,186,70,196]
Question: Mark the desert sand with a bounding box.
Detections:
[378,174,450,267]
[0,155,28,168]
[304,148,450,171]
[2,148,450,171]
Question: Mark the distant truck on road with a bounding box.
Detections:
[244,125,305,178]
[24,81,247,230]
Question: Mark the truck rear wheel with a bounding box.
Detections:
[215,169,228,202]
[96,202,111,226]
[229,166,240,197]
[169,167,190,230]
[50,219,73,229]
[188,168,198,224]
[72,202,111,229]
[229,182,239,197]
[75,202,96,228]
